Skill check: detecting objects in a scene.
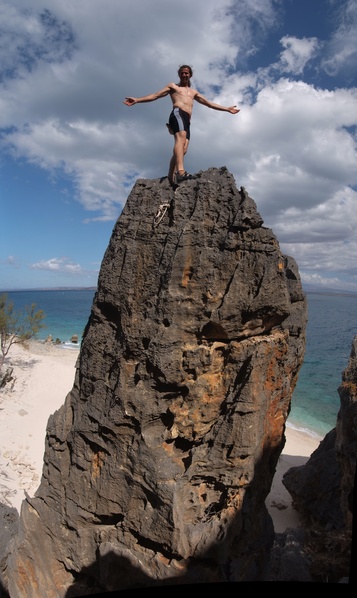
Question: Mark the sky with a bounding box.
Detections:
[0,0,356,292]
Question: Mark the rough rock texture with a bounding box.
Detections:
[4,167,307,596]
[265,527,313,582]
[336,335,357,531]
[0,504,18,598]
[283,429,344,529]
[282,334,357,582]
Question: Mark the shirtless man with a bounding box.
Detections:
[123,65,240,185]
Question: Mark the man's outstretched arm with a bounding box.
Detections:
[124,85,171,106]
[194,92,240,114]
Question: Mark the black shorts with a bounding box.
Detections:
[168,107,191,140]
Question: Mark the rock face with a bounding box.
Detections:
[336,335,357,532]
[5,167,307,595]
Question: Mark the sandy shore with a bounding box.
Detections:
[0,340,79,511]
[0,340,322,532]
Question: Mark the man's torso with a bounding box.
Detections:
[169,84,196,116]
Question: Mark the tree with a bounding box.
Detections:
[0,293,46,369]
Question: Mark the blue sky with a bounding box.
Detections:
[1,0,356,291]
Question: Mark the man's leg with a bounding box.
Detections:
[168,132,189,183]
[174,131,187,174]
[168,153,176,184]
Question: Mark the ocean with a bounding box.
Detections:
[3,289,357,440]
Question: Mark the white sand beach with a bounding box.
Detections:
[0,340,79,511]
[0,341,321,532]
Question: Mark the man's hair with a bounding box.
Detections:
[178,64,193,87]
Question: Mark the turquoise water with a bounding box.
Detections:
[3,289,357,439]
[289,292,356,438]
[5,289,95,347]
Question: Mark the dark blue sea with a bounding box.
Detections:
[3,289,357,440]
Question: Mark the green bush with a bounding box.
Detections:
[0,293,46,368]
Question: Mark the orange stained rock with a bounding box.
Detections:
[92,449,105,479]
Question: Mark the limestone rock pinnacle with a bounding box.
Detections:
[5,167,307,595]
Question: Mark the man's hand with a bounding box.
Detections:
[228,106,240,114]
[123,97,136,106]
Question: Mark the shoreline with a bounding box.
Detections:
[0,340,322,532]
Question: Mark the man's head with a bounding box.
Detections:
[178,65,193,86]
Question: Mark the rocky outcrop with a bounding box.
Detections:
[282,334,357,582]
[282,429,344,529]
[0,505,18,597]
[4,167,307,596]
[336,335,357,532]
